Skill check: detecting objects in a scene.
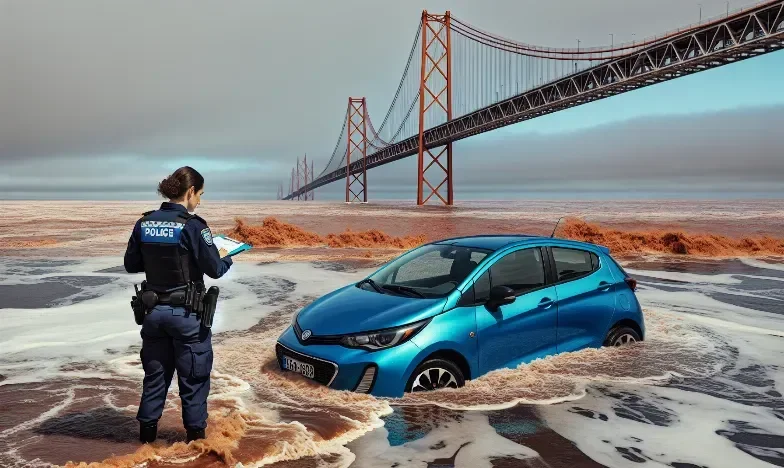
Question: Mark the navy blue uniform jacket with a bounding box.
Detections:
[124,202,232,280]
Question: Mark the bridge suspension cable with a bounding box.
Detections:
[315,10,660,181]
[292,0,784,202]
[314,111,347,179]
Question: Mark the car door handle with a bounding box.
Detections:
[597,281,612,291]
[538,297,554,308]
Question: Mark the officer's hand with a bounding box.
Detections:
[218,248,229,258]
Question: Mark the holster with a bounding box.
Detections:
[131,281,148,325]
[200,286,219,329]
[141,289,159,309]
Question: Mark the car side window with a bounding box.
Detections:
[489,248,545,295]
[551,247,599,282]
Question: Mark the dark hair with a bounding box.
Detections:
[157,166,204,200]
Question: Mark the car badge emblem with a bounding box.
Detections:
[301,329,312,341]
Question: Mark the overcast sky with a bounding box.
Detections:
[1,0,782,200]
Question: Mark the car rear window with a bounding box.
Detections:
[551,247,599,282]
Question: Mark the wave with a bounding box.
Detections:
[224,217,426,250]
[225,216,784,259]
[557,217,784,256]
[392,309,728,411]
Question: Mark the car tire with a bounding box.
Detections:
[604,326,642,347]
[405,358,466,393]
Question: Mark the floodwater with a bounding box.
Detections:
[1,200,783,467]
[1,256,783,467]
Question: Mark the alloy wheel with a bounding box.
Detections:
[411,367,459,391]
[613,333,637,346]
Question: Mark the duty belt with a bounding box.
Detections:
[155,286,200,305]
[131,281,219,328]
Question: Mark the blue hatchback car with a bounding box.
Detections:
[276,235,644,397]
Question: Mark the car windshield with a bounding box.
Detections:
[361,244,492,298]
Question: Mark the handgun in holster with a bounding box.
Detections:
[200,286,219,329]
[131,280,168,325]
[131,281,150,325]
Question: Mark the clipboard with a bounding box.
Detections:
[213,234,252,257]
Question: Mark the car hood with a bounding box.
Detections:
[295,283,447,336]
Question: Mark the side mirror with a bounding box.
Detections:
[486,285,516,311]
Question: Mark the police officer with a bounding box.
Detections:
[124,166,233,444]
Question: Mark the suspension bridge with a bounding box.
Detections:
[283,1,784,205]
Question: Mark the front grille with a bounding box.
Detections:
[276,343,338,387]
[293,320,343,345]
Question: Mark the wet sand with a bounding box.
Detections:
[1,200,783,467]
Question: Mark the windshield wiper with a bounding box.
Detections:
[380,284,426,298]
[358,278,385,294]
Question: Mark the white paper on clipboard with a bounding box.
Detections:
[213,235,251,257]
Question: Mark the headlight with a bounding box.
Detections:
[340,319,429,351]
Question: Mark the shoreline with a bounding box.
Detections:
[2,200,783,260]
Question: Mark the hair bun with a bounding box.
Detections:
[157,176,182,199]
[155,166,205,201]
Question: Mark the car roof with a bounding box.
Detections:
[433,234,610,254]
[433,234,543,250]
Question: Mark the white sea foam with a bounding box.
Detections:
[625,267,744,285]
[2,256,783,467]
[534,266,784,468]
[538,382,784,468]
[347,412,539,468]
[637,288,784,332]
[0,257,367,385]
[740,258,784,272]
[210,260,371,332]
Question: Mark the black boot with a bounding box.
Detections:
[139,421,158,443]
[186,427,205,442]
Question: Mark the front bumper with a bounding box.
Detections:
[275,325,422,397]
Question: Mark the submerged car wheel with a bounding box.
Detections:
[604,326,642,347]
[405,359,466,392]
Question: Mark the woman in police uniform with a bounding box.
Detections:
[124,166,233,444]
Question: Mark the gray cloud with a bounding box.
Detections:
[0,0,777,199]
[314,105,784,198]
[3,105,781,200]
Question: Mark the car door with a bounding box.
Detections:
[548,246,617,352]
[475,246,558,374]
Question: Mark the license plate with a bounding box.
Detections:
[282,355,315,379]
